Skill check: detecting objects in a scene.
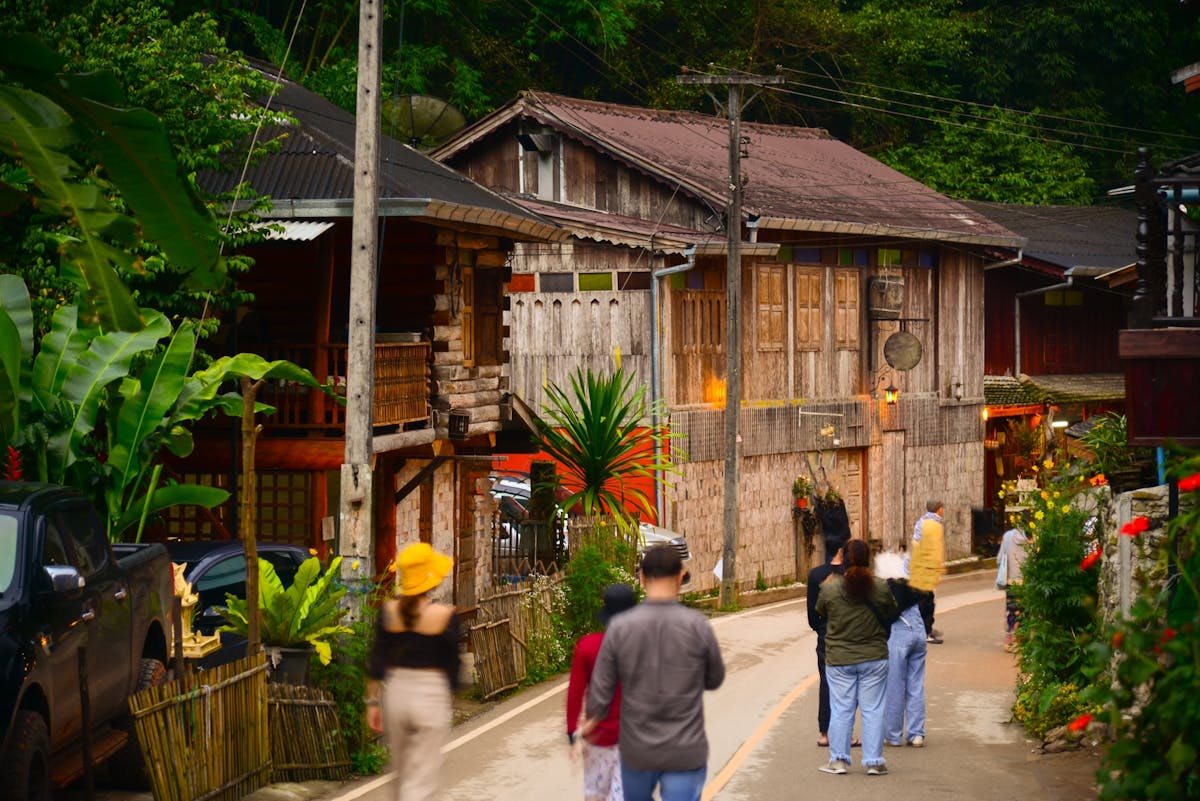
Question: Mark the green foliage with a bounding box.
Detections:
[1010,468,1101,737]
[878,106,1096,204]
[1079,412,1153,478]
[560,541,640,642]
[220,556,353,665]
[0,275,336,541]
[539,363,680,527]
[1087,452,1200,801]
[309,606,388,776]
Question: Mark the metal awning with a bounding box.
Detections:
[254,220,335,241]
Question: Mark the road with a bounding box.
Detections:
[330,570,1099,801]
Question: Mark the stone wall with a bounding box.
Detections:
[898,440,985,558]
[1097,484,1172,630]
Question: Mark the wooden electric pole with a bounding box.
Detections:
[677,68,784,609]
[340,0,382,592]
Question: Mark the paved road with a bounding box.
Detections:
[329,571,1099,801]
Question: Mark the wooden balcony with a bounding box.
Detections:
[1119,148,1200,446]
[257,341,432,430]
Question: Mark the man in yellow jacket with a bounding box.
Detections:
[908,500,946,644]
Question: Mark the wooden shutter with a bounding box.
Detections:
[462,266,475,367]
[475,269,504,365]
[795,268,822,350]
[835,270,860,349]
[756,265,785,351]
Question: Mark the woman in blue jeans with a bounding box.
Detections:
[815,539,898,776]
[884,578,927,747]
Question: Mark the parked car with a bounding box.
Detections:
[0,481,174,800]
[488,475,692,586]
[155,540,311,669]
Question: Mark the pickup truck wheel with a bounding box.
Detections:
[0,710,51,801]
[108,657,167,789]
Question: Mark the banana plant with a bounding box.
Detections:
[0,275,337,541]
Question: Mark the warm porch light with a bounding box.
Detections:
[884,384,899,405]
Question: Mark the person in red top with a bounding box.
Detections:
[566,583,636,801]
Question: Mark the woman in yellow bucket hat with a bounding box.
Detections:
[365,543,459,801]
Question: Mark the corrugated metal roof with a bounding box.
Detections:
[254,220,335,241]
[510,195,721,252]
[961,202,1136,271]
[435,92,1022,248]
[197,61,562,241]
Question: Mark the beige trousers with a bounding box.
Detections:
[382,667,452,801]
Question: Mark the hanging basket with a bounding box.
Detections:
[869,273,905,319]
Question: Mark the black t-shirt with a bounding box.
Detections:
[806,562,845,639]
[367,611,461,691]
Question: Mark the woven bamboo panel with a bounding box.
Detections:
[468,618,521,700]
[267,684,352,783]
[128,654,270,801]
[373,342,431,426]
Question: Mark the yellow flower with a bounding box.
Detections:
[1029,521,1037,529]
[352,559,360,571]
[1032,465,1040,473]
[998,491,1005,499]
[1062,505,1071,514]
[308,547,318,556]
[1043,459,1055,470]
[1053,491,1061,499]
[1035,510,1045,520]
[1040,491,1049,500]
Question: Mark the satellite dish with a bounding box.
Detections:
[884,331,923,371]
[381,94,466,149]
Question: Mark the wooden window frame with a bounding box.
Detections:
[756,264,786,352]
[834,269,860,350]
[794,267,823,351]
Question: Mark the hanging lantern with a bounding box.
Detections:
[884,384,899,405]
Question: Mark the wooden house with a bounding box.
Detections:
[1120,148,1200,447]
[434,92,1022,590]
[961,201,1135,524]
[176,69,562,606]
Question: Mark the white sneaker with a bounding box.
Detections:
[867,764,889,776]
[908,735,925,747]
[819,760,849,775]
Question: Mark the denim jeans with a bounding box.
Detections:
[885,605,927,743]
[620,763,706,801]
[826,658,889,767]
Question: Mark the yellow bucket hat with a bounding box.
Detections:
[398,542,454,596]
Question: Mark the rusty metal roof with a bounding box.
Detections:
[510,195,721,252]
[434,91,1022,248]
[198,62,562,241]
[961,202,1136,271]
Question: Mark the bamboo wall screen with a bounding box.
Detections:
[128,655,270,801]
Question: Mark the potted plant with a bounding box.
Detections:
[1079,413,1151,493]
[792,475,813,509]
[221,555,353,684]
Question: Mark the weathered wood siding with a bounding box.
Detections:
[669,448,866,592]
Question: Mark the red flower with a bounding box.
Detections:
[1160,628,1176,644]
[1080,547,1102,571]
[1179,473,1200,493]
[1111,631,1124,649]
[1120,516,1150,537]
[1067,714,1092,733]
[1,446,21,481]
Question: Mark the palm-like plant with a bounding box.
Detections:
[539,365,679,526]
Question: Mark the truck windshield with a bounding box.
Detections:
[0,512,15,595]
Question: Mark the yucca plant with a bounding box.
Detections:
[538,364,680,527]
[220,556,352,665]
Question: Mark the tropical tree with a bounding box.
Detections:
[0,274,333,541]
[538,362,679,527]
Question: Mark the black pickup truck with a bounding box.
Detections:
[0,482,174,801]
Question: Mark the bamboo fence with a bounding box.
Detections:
[128,654,270,801]
[470,578,561,697]
[267,684,352,782]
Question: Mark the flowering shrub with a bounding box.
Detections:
[1086,454,1200,801]
[1011,466,1103,738]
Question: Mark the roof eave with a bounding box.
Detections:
[752,216,1026,249]
[247,198,566,242]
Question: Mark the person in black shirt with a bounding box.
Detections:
[366,543,459,801]
[807,531,848,747]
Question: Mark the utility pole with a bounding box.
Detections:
[677,68,784,609]
[340,0,382,596]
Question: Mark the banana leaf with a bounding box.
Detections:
[31,305,93,414]
[54,313,170,479]
[111,483,229,538]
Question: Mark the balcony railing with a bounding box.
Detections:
[257,341,432,429]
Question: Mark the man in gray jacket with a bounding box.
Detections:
[586,544,726,801]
